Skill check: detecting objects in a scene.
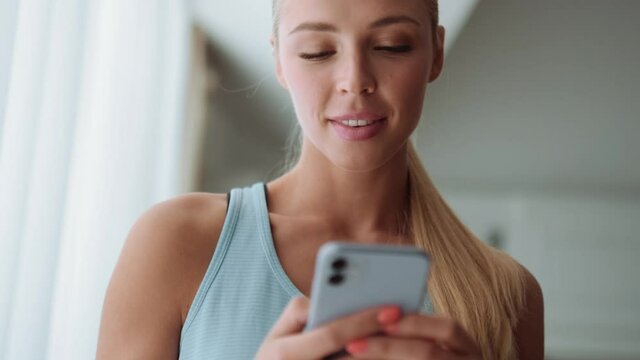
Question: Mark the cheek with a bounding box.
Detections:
[383,60,429,118]
[282,62,329,117]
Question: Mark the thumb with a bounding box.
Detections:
[266,296,310,339]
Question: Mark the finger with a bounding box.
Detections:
[329,352,383,360]
[265,296,310,339]
[346,336,457,360]
[279,305,401,358]
[383,314,480,355]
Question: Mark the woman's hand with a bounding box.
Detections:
[255,296,403,360]
[344,314,482,359]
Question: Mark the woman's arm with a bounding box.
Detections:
[96,194,227,359]
[515,267,545,360]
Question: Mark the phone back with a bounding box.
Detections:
[305,242,430,330]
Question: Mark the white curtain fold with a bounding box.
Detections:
[0,0,191,358]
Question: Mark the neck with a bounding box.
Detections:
[269,140,411,242]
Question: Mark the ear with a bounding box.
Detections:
[428,25,445,83]
[270,34,288,89]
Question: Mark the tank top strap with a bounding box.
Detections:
[249,183,303,297]
[180,186,244,336]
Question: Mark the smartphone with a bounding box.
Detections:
[305,241,430,331]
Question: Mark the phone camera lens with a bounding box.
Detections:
[328,274,344,286]
[332,258,347,271]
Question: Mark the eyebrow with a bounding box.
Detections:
[288,15,421,35]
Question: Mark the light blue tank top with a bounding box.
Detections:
[178,183,433,359]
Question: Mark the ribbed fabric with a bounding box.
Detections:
[178,183,433,359]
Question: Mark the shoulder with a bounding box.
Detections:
[484,249,544,359]
[124,192,230,317]
[136,192,228,230]
[128,192,229,250]
[514,264,545,360]
[121,193,228,274]
[97,192,229,359]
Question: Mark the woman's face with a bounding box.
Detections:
[274,0,444,172]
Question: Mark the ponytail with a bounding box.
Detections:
[407,142,527,359]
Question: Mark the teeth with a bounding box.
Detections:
[340,119,372,127]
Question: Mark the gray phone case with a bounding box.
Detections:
[305,241,430,331]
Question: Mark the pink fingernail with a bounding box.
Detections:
[377,307,401,325]
[346,339,368,354]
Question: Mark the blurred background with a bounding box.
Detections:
[1,0,638,359]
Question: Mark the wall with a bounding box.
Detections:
[420,0,639,192]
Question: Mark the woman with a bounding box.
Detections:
[97,0,544,359]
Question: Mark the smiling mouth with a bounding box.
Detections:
[337,119,380,127]
[328,118,387,141]
[330,118,387,128]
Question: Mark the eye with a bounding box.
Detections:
[375,45,413,53]
[299,50,335,61]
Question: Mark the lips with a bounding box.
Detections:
[329,117,387,141]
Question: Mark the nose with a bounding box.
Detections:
[335,52,376,95]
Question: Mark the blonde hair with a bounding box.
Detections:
[272,1,527,359]
[407,143,526,359]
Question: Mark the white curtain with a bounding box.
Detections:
[0,0,191,358]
